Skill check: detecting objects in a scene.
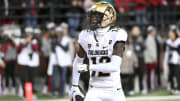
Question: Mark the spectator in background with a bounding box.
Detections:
[164,28,180,93]
[22,0,44,27]
[41,22,54,94]
[66,0,85,38]
[83,0,97,12]
[121,36,138,96]
[17,27,39,97]
[131,26,146,94]
[144,26,157,92]
[54,23,72,97]
[30,27,41,93]
[60,23,74,94]
[47,22,59,95]
[1,35,17,95]
[42,22,55,68]
[133,0,147,32]
[148,0,162,26]
[47,22,58,77]
[17,27,33,97]
[115,0,131,13]
[51,26,63,96]
[115,0,131,24]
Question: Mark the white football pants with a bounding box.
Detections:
[84,87,125,101]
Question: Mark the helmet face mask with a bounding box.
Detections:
[88,11,104,30]
[86,1,117,31]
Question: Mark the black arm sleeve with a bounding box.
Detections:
[178,45,180,55]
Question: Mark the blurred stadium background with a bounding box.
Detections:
[1,0,180,101]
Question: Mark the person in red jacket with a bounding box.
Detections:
[2,37,17,95]
[115,0,131,13]
[115,0,132,24]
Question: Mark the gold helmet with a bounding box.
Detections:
[87,1,117,30]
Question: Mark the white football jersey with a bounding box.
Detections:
[78,28,128,88]
[165,38,180,65]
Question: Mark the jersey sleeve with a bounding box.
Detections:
[78,30,87,51]
[78,30,85,43]
[115,29,128,42]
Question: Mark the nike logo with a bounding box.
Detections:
[103,46,108,49]
[117,88,121,90]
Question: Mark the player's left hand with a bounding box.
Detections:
[78,64,89,73]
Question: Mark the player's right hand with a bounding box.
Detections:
[0,59,5,68]
[70,86,84,101]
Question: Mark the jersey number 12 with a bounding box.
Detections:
[91,56,111,77]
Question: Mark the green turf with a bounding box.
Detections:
[0,89,180,101]
[0,95,23,101]
[131,89,172,97]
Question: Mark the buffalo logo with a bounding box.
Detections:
[109,40,112,44]
[96,43,99,47]
[88,44,91,49]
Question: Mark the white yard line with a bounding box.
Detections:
[38,95,180,101]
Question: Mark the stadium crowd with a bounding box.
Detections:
[0,0,180,99]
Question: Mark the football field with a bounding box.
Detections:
[0,89,180,101]
[1,96,180,101]
[42,96,180,101]
[38,96,180,101]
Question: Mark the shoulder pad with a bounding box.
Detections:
[78,30,89,44]
[111,28,128,42]
[77,30,92,50]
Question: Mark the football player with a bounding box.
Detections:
[71,1,127,101]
